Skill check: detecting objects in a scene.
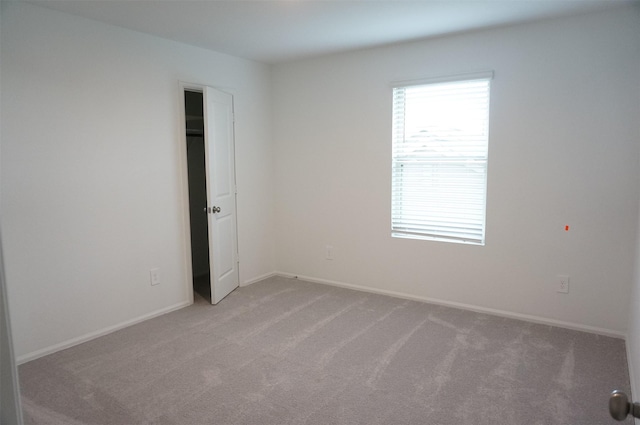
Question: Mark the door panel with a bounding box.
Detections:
[203,86,239,304]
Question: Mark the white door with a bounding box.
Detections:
[203,86,239,304]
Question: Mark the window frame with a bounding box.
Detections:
[390,71,493,245]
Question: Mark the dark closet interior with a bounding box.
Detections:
[184,90,211,302]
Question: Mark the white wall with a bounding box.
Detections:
[629,201,640,420]
[0,2,25,422]
[273,6,640,335]
[1,2,275,360]
[627,36,640,416]
[0,230,23,424]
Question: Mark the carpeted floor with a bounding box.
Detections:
[19,276,632,424]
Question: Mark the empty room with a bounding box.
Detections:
[2,0,640,424]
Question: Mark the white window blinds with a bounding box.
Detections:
[391,74,491,245]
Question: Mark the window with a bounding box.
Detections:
[391,72,492,245]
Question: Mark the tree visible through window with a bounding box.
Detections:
[391,73,492,245]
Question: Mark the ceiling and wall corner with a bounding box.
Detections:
[23,0,637,64]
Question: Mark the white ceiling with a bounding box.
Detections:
[27,0,635,64]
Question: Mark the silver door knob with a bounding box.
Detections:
[610,390,640,420]
[212,206,221,213]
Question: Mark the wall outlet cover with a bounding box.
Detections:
[557,274,569,293]
[325,245,334,260]
[150,268,160,286]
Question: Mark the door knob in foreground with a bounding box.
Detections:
[212,206,221,213]
[610,390,640,421]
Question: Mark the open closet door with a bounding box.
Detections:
[203,86,239,304]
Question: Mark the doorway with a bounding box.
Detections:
[184,90,211,302]
[182,84,240,305]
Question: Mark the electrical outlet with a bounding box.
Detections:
[325,245,334,260]
[150,268,160,286]
[557,274,569,293]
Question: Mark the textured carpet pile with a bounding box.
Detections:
[20,276,632,424]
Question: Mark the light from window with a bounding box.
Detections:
[391,73,492,245]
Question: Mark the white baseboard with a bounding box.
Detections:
[242,271,277,287]
[19,272,625,361]
[273,271,625,339]
[17,300,191,364]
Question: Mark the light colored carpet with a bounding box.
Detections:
[19,276,632,424]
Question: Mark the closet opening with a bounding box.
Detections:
[184,90,211,302]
